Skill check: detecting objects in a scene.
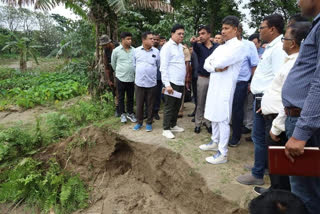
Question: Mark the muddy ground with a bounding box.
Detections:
[0,101,270,214]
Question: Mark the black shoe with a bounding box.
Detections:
[242,126,251,134]
[188,112,195,117]
[191,118,195,123]
[228,141,241,147]
[194,126,201,134]
[204,124,212,134]
[245,136,253,142]
[253,186,269,195]
[153,113,160,120]
[143,114,147,119]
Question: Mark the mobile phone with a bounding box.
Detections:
[255,96,262,113]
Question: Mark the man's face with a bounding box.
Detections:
[143,34,154,48]
[153,35,160,47]
[298,0,317,17]
[214,35,223,44]
[282,28,294,55]
[188,47,193,54]
[171,29,184,44]
[160,39,166,46]
[252,38,261,49]
[259,20,272,42]
[221,24,237,42]
[198,29,211,43]
[122,36,132,47]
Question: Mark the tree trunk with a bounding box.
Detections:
[20,51,27,71]
[95,23,100,64]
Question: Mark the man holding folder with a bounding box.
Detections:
[160,24,186,139]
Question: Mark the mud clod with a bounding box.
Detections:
[37,126,246,214]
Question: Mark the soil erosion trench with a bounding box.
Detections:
[37,126,246,214]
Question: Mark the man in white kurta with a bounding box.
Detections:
[199,16,245,164]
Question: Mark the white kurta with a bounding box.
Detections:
[203,37,245,123]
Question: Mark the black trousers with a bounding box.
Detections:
[265,116,291,191]
[163,82,184,130]
[136,85,156,125]
[116,78,134,115]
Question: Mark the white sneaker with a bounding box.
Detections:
[170,125,184,132]
[199,141,218,151]
[206,151,227,164]
[162,130,175,139]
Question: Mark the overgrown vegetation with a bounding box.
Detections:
[0,62,89,109]
[0,158,88,213]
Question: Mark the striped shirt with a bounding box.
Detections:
[282,13,320,141]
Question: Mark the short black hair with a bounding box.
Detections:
[171,24,184,33]
[160,36,166,40]
[141,31,153,40]
[249,33,261,42]
[249,190,308,214]
[120,32,132,39]
[198,25,211,34]
[215,32,222,36]
[222,16,240,28]
[263,14,284,34]
[288,21,312,46]
[289,13,309,23]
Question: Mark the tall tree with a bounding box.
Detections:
[245,0,300,29]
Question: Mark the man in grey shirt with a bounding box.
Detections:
[281,1,320,213]
[133,32,160,132]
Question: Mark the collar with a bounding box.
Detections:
[120,44,133,50]
[169,38,179,46]
[266,34,283,48]
[225,37,238,45]
[284,52,299,63]
[140,46,153,51]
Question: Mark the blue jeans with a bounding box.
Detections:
[251,98,267,179]
[285,116,320,214]
[230,81,248,144]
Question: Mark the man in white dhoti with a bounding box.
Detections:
[199,16,245,164]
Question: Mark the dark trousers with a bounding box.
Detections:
[136,85,156,125]
[264,117,290,191]
[116,78,134,115]
[230,81,248,144]
[285,116,320,214]
[192,77,198,112]
[252,100,268,179]
[153,80,163,114]
[163,82,184,130]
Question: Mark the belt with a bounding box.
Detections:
[284,107,301,117]
[198,75,209,78]
[253,93,263,99]
[263,113,278,120]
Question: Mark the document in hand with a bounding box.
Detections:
[268,146,320,177]
[163,89,182,99]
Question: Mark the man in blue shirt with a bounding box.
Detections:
[228,23,259,147]
[190,26,219,134]
[133,32,160,132]
[281,1,320,213]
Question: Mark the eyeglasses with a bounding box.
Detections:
[281,37,294,42]
[259,26,269,30]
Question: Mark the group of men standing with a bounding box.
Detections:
[99,0,320,211]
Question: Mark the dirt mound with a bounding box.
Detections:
[37,126,246,214]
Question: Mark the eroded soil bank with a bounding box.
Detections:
[35,126,247,214]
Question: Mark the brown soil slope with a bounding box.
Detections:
[36,126,247,214]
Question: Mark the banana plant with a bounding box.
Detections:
[2,34,42,71]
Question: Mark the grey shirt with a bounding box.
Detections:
[282,14,320,141]
[133,46,160,88]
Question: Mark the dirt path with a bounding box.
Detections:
[118,102,270,209]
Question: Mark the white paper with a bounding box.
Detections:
[164,89,182,99]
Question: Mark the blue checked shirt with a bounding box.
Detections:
[282,14,320,141]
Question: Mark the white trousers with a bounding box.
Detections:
[211,120,230,156]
